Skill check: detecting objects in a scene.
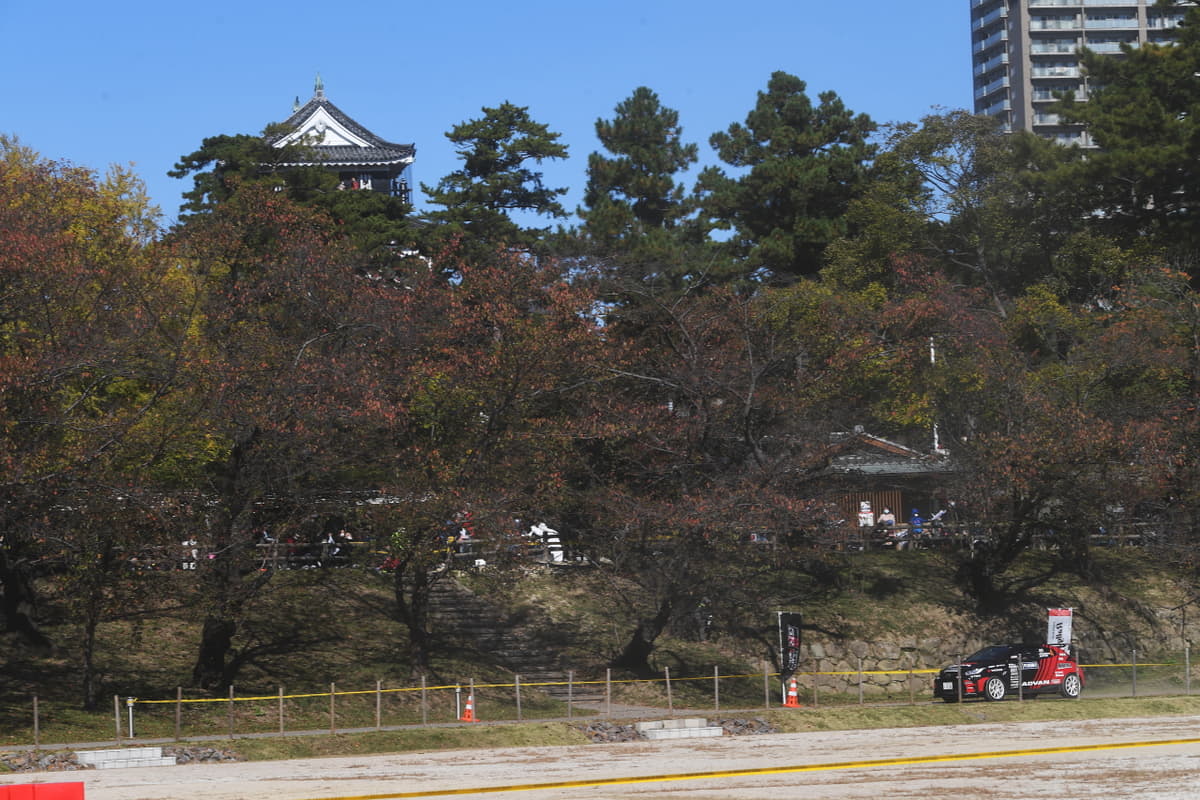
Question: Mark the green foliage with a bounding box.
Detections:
[168,125,332,217]
[1054,6,1200,261]
[578,87,701,281]
[698,71,876,284]
[422,102,569,254]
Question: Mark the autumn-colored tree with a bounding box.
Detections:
[0,138,188,707]
[926,267,1192,611]
[345,246,608,671]
[163,183,386,689]
[568,280,880,674]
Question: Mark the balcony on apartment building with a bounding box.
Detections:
[1030,37,1081,53]
[979,97,1013,117]
[1084,13,1139,29]
[1044,129,1093,147]
[974,75,1011,100]
[972,5,1008,30]
[1147,13,1186,29]
[1086,36,1138,52]
[974,28,1009,53]
[1031,62,1082,77]
[1031,15,1082,30]
[974,51,1010,76]
[1031,84,1085,102]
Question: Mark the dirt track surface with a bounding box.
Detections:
[11,714,1200,800]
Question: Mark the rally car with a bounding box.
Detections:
[933,643,1084,702]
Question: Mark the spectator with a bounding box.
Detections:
[181,537,198,570]
[530,522,563,563]
[857,501,874,528]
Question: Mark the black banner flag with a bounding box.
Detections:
[779,612,803,680]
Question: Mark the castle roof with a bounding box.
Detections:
[268,78,415,169]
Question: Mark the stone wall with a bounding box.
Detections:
[794,637,980,696]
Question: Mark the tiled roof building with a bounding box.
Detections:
[268,76,415,203]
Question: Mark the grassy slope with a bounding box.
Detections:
[1,546,1195,749]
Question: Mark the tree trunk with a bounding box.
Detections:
[393,563,434,671]
[0,558,49,648]
[192,616,238,690]
[80,599,101,711]
[190,546,257,690]
[611,599,673,677]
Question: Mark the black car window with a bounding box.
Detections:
[965,645,1016,662]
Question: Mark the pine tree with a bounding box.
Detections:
[422,102,568,255]
[580,87,698,259]
[698,71,876,284]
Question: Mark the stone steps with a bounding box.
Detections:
[424,577,599,700]
[75,746,176,769]
[635,718,724,740]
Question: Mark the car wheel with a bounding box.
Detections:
[1061,673,1082,699]
[983,676,1007,701]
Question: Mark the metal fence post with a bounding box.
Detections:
[375,680,382,730]
[1132,649,1138,697]
[175,686,182,740]
[278,687,284,735]
[909,664,915,705]
[664,666,673,715]
[515,674,522,722]
[763,662,770,709]
[329,682,336,734]
[114,695,122,743]
[568,670,574,719]
[714,665,720,713]
[421,676,427,727]
[956,655,963,704]
[227,685,235,739]
[857,658,864,705]
[605,668,612,717]
[32,696,39,751]
[1186,644,1191,695]
[812,659,819,708]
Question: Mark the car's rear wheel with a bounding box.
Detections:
[983,676,1007,701]
[1061,672,1082,699]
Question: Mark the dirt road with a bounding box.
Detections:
[12,714,1200,800]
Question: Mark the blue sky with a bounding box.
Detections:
[3,0,971,229]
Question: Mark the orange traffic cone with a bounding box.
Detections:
[784,677,801,708]
[460,693,477,722]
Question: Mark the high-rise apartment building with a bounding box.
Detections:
[971,0,1189,145]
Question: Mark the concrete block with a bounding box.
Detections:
[641,724,723,741]
[75,747,175,769]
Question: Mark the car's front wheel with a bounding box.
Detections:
[983,676,1007,701]
[1061,672,1082,699]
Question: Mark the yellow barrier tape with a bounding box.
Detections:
[131,663,1170,705]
